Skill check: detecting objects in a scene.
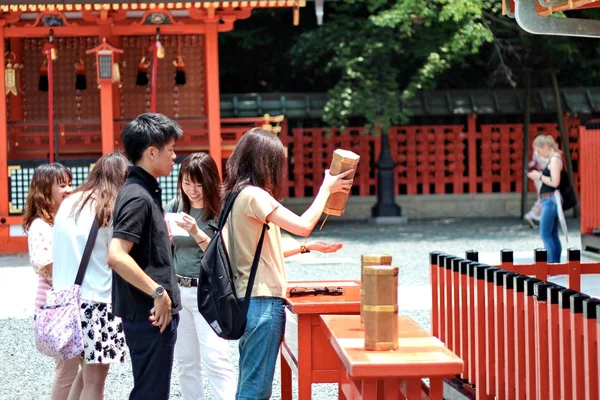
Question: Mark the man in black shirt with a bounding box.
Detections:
[108,113,183,400]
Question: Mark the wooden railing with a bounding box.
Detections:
[430,249,600,400]
[7,117,582,199]
[580,123,600,236]
[278,117,581,198]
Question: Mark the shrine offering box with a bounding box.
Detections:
[362,265,399,351]
[360,254,392,323]
[323,149,360,216]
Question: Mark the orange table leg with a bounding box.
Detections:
[399,379,421,400]
[570,293,590,400]
[474,264,493,400]
[459,260,470,380]
[297,314,313,400]
[583,298,600,400]
[429,377,444,400]
[503,272,517,400]
[281,352,293,400]
[381,379,398,400]
[493,269,507,400]
[524,278,541,400]
[534,283,550,400]
[558,289,577,400]
[361,379,377,400]
[547,285,562,400]
[484,267,499,397]
[513,275,528,398]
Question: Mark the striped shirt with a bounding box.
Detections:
[28,218,53,309]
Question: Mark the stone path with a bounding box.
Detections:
[0,217,593,399]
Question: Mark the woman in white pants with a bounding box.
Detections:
[167,153,236,400]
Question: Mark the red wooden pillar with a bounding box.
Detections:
[204,21,222,176]
[467,114,477,193]
[513,275,528,398]
[465,250,478,384]
[524,277,541,400]
[430,252,442,338]
[100,80,115,155]
[474,263,493,400]
[503,272,518,400]
[0,23,9,241]
[570,293,590,400]
[493,269,507,400]
[485,267,499,397]
[534,282,550,400]
[458,259,470,379]
[583,298,600,400]
[547,285,562,400]
[558,289,577,400]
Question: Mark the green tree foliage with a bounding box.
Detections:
[288,1,493,129]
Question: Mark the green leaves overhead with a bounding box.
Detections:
[290,0,493,131]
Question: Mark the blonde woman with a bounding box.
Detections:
[527,135,563,263]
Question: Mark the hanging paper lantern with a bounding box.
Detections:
[173,56,186,86]
[38,60,48,92]
[75,58,87,90]
[136,56,149,86]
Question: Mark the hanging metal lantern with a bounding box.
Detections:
[5,52,23,96]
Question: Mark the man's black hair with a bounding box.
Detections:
[121,113,183,164]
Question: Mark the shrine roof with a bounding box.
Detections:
[0,1,304,12]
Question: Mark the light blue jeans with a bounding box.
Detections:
[236,297,286,400]
[540,195,562,263]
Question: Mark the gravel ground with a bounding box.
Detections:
[0,217,584,399]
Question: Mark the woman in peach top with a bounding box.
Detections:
[23,163,79,400]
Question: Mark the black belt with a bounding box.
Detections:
[177,275,198,288]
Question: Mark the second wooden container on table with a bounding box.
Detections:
[362,264,399,351]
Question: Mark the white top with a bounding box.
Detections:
[52,192,113,303]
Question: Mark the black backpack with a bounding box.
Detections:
[196,191,268,340]
[559,169,577,211]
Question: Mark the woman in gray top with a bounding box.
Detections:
[167,153,235,400]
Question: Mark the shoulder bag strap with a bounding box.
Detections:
[242,223,269,313]
[74,217,101,286]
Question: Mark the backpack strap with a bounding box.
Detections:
[242,223,269,313]
[74,217,101,286]
[217,191,240,229]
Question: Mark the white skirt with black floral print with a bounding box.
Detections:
[80,300,128,364]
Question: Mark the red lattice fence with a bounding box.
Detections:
[279,116,581,198]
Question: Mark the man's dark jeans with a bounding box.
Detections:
[123,313,180,400]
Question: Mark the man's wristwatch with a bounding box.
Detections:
[151,285,165,299]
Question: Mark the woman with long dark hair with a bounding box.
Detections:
[52,152,130,400]
[527,134,564,263]
[166,152,236,400]
[23,163,76,400]
[186,128,353,399]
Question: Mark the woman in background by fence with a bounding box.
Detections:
[22,163,78,400]
[527,134,564,263]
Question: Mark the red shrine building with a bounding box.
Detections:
[0,0,304,253]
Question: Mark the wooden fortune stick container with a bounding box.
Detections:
[320,150,360,229]
[362,265,399,351]
[360,254,392,323]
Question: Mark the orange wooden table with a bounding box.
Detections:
[320,314,464,400]
[281,280,361,400]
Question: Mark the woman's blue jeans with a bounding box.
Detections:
[540,195,562,263]
[236,297,286,400]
